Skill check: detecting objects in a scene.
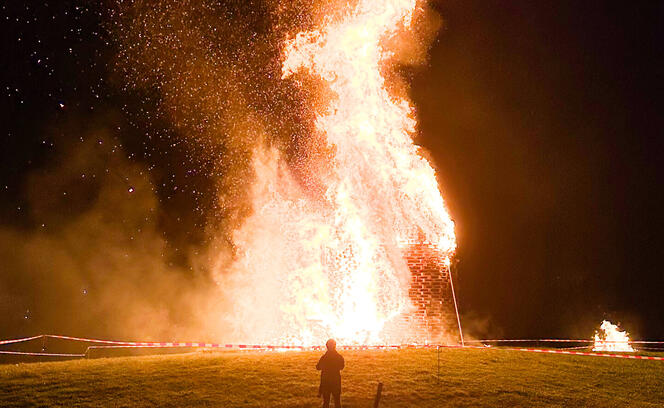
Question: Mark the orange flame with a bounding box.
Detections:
[593,320,634,352]
[219,0,455,346]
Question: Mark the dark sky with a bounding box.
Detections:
[415,0,664,339]
[1,1,663,341]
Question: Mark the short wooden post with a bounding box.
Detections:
[437,345,440,383]
[373,382,383,408]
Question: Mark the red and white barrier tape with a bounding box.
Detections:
[555,345,593,351]
[1,335,662,362]
[0,335,43,345]
[0,350,85,357]
[2,334,662,348]
[46,334,314,349]
[505,347,664,361]
[466,339,664,344]
[45,335,424,351]
[441,344,664,361]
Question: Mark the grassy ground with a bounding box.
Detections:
[0,348,662,407]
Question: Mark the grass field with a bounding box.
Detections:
[0,348,662,407]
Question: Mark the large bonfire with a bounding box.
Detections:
[222,0,455,346]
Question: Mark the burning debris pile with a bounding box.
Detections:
[593,320,634,352]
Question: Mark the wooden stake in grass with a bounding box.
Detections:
[437,345,441,383]
[373,382,383,408]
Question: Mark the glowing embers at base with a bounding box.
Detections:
[592,320,634,352]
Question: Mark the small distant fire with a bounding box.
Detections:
[592,320,634,352]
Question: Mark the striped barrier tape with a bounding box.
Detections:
[438,344,664,361]
[2,334,662,348]
[1,335,662,362]
[44,335,429,351]
[466,339,664,344]
[0,335,43,345]
[505,347,664,361]
[84,344,408,353]
[0,350,85,357]
[554,345,593,351]
[47,335,274,349]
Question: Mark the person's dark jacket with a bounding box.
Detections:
[316,350,345,394]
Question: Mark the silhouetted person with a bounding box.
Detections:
[316,339,344,408]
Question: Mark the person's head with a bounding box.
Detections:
[326,338,336,351]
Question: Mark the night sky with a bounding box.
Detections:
[1,1,663,341]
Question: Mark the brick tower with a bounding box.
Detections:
[403,240,460,344]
